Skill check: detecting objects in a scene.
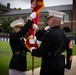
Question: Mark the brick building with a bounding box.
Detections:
[0,3,11,32]
[0,0,76,32]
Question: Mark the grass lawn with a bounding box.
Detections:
[0,42,41,75]
[0,42,76,75]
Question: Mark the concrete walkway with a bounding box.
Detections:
[26,56,76,75]
[65,55,76,75]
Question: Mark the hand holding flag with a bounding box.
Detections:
[30,12,36,19]
[33,24,39,32]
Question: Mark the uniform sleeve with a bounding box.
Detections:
[10,20,33,40]
[31,34,52,57]
[35,30,44,41]
[65,37,73,70]
[35,28,48,41]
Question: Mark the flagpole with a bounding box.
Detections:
[32,56,34,75]
[30,1,44,75]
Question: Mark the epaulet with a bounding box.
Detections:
[44,28,53,35]
[47,28,53,33]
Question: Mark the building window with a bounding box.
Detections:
[64,14,69,22]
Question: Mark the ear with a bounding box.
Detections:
[50,17,55,24]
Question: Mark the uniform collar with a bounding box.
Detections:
[50,26,60,30]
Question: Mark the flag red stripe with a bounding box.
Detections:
[26,0,44,50]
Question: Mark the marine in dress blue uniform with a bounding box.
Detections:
[28,10,67,75]
[9,12,36,75]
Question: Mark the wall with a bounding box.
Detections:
[73,0,76,31]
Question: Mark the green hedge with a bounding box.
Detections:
[66,32,76,35]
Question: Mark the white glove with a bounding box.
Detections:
[30,12,36,19]
[64,68,69,72]
[44,26,50,31]
[29,35,35,44]
[30,47,36,52]
[33,24,39,31]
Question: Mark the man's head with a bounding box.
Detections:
[47,10,65,28]
[10,19,24,32]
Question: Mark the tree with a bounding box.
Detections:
[44,15,48,26]
[1,17,14,33]
[13,7,21,10]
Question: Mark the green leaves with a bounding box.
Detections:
[1,17,14,33]
[44,15,48,26]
